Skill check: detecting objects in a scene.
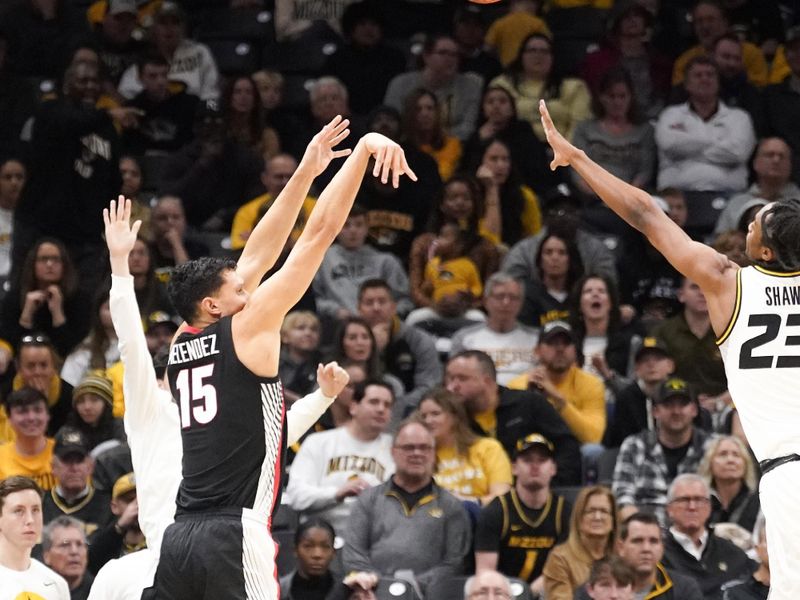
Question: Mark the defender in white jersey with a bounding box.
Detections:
[539,99,800,599]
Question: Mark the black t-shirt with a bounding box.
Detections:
[661,441,691,480]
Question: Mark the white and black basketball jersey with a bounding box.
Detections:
[718,265,800,462]
[167,316,286,517]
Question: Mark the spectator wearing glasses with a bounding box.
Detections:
[384,35,483,141]
[542,485,618,600]
[661,474,755,600]
[343,420,471,598]
[42,516,93,600]
[0,238,91,361]
[464,569,513,600]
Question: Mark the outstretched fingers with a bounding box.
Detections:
[372,146,387,178]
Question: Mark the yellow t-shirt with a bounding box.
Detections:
[106,360,126,418]
[434,437,512,498]
[485,12,552,66]
[420,137,462,181]
[672,42,768,87]
[229,193,317,251]
[0,376,64,444]
[507,365,606,443]
[425,256,483,303]
[0,439,56,490]
[769,45,790,84]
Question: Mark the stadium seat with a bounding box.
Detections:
[596,446,620,486]
[552,485,584,506]
[441,576,532,600]
[194,7,275,44]
[205,39,261,76]
[374,578,421,600]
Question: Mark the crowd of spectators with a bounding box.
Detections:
[0,0,796,598]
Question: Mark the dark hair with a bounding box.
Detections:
[758,199,800,272]
[0,476,42,514]
[474,137,528,245]
[331,316,381,377]
[480,85,519,125]
[84,283,113,371]
[351,379,395,404]
[429,175,485,247]
[619,512,661,541]
[535,231,584,290]
[588,556,635,587]
[402,88,446,150]
[609,3,652,37]
[19,237,78,306]
[167,257,238,322]
[341,0,383,39]
[222,75,264,148]
[294,518,336,546]
[693,0,726,20]
[591,66,641,124]
[137,51,169,73]
[684,54,720,80]
[449,350,497,380]
[508,33,561,97]
[568,273,621,338]
[5,386,48,413]
[348,204,368,219]
[358,278,395,303]
[65,389,116,450]
[422,34,456,57]
[713,31,742,51]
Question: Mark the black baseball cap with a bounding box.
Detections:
[513,433,555,459]
[655,377,695,405]
[54,428,90,460]
[539,320,574,344]
[634,337,671,362]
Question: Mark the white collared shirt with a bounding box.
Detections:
[670,526,709,561]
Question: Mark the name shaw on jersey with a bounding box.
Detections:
[169,333,220,365]
[765,285,800,306]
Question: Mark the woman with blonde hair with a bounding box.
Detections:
[278,311,322,404]
[697,435,761,532]
[542,485,617,600]
[417,388,511,508]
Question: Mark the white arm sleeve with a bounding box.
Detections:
[286,388,335,446]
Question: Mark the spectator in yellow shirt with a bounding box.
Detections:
[672,1,768,87]
[507,321,606,449]
[0,388,56,491]
[417,388,512,508]
[229,154,316,252]
[485,0,551,67]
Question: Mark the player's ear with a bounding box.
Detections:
[200,296,221,319]
[759,245,775,263]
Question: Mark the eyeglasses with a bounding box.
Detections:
[469,588,512,599]
[20,334,51,346]
[583,507,613,517]
[670,496,711,507]
[394,444,434,454]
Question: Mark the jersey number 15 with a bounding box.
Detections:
[175,365,219,428]
[739,313,800,369]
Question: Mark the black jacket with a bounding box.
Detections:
[471,386,582,485]
[662,530,756,600]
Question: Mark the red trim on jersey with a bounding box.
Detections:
[183,325,202,334]
[267,389,287,530]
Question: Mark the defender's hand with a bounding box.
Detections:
[362,133,418,188]
[539,100,576,170]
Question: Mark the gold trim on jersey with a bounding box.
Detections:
[753,265,800,277]
[716,268,743,346]
[50,486,96,515]
[509,490,555,529]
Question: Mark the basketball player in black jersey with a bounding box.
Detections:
[150,124,416,599]
[475,434,571,597]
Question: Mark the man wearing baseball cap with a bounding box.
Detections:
[43,428,112,536]
[612,377,714,524]
[603,336,675,448]
[475,433,570,596]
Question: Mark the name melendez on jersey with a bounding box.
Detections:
[169,334,220,365]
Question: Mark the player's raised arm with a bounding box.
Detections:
[238,132,416,333]
[236,115,352,292]
[539,100,734,293]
